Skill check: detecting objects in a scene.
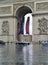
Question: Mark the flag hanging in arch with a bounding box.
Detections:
[19,13,32,35]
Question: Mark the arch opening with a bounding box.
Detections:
[16,6,32,21]
[16,6,32,41]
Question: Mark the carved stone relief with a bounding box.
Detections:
[38,17,48,35]
[2,21,9,35]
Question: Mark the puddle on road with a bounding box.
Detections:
[0,43,48,65]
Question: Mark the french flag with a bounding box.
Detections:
[19,13,32,35]
[25,17,29,34]
[24,13,32,35]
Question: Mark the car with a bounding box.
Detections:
[16,41,30,45]
[39,40,48,46]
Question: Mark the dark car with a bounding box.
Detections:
[0,40,5,45]
[16,41,30,45]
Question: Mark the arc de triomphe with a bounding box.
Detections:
[0,1,48,43]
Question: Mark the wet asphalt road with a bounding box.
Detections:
[0,43,48,65]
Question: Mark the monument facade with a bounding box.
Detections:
[0,1,48,43]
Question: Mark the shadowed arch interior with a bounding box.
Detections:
[16,6,32,21]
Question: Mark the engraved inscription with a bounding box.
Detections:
[0,6,12,15]
[36,2,48,11]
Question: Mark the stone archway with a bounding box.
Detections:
[16,6,32,41]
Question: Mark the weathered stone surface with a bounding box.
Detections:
[0,0,47,4]
[0,0,48,42]
[0,6,11,14]
[13,2,34,15]
[38,17,47,35]
[2,21,9,35]
[36,2,48,11]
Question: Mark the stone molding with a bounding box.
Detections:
[0,5,13,16]
[13,2,34,16]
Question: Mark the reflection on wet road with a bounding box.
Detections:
[0,43,48,65]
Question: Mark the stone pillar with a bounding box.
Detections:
[13,18,18,43]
